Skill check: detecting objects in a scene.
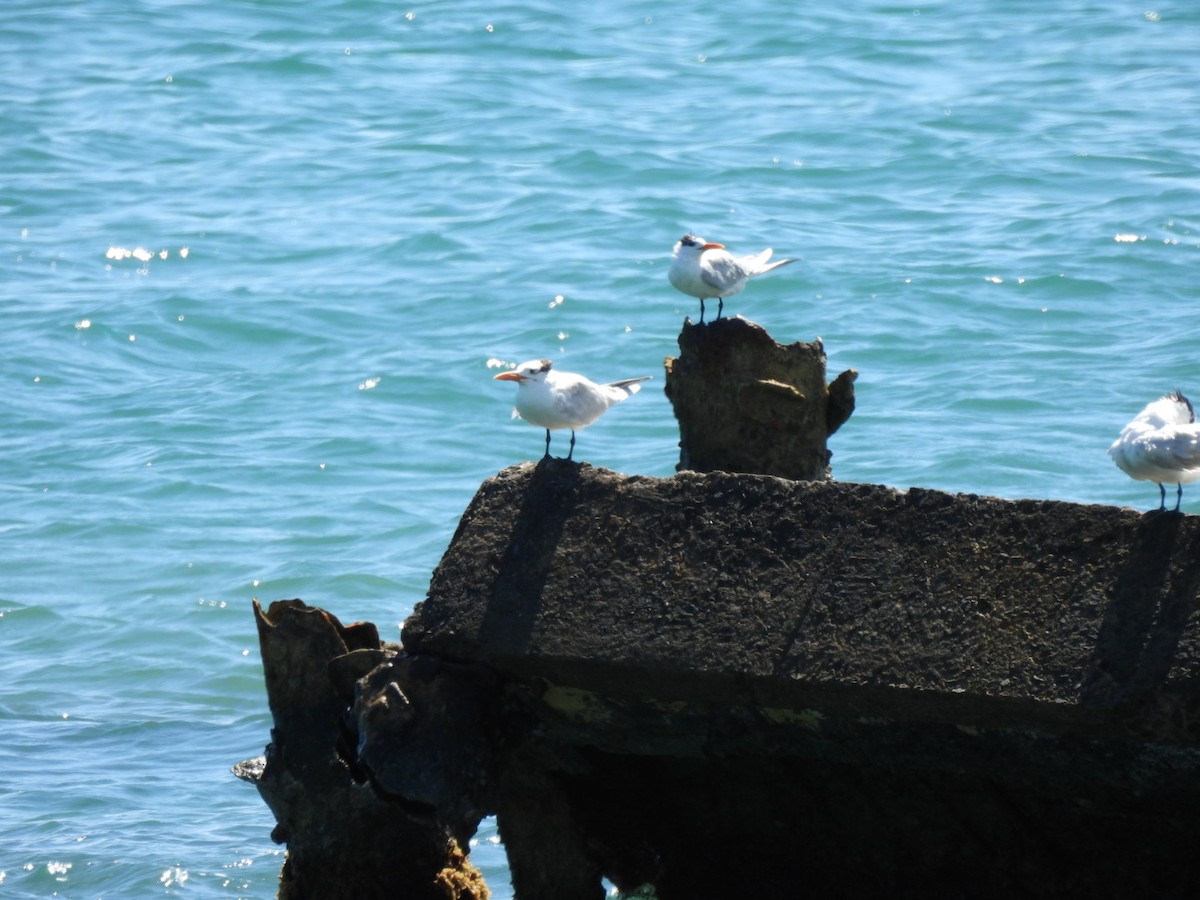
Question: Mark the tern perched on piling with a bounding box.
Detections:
[668,233,797,323]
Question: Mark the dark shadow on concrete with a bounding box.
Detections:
[1083,510,1200,740]
[478,456,584,658]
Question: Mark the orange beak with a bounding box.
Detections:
[701,242,725,251]
[493,371,524,382]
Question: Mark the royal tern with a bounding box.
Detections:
[668,233,797,323]
[493,359,651,460]
[1108,390,1200,511]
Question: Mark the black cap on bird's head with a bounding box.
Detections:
[675,233,724,252]
[1170,389,1195,423]
[493,358,554,384]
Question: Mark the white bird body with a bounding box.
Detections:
[493,359,650,459]
[1108,390,1200,510]
[668,233,796,322]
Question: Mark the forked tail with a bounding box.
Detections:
[606,376,652,397]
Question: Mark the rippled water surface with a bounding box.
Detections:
[3,1,1199,895]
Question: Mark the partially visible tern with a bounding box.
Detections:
[493,359,651,460]
[1108,389,1200,511]
[668,233,797,323]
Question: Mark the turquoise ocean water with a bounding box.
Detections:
[3,1,1198,895]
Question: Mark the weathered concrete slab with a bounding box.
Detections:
[389,460,1200,897]
[390,460,1200,897]
[245,459,1200,899]
[404,459,1200,745]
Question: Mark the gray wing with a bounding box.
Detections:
[701,256,747,294]
[1145,428,1200,471]
[554,380,610,425]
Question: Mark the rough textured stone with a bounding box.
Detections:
[242,463,1200,898]
[237,599,490,900]
[242,316,1200,899]
[663,316,857,479]
[405,462,1200,731]
[394,459,1200,898]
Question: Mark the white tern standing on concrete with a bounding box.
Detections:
[1108,390,1200,511]
[493,359,651,460]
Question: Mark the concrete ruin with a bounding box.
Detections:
[237,317,1200,898]
[663,316,856,479]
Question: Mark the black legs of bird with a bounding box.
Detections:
[696,297,726,325]
[1157,482,1183,512]
[540,428,576,461]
